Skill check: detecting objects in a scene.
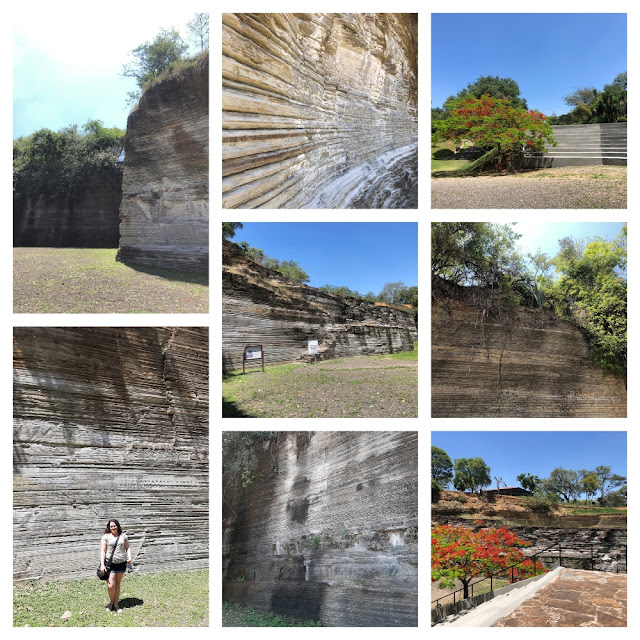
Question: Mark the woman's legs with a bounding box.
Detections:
[107,574,116,608]
[113,572,125,610]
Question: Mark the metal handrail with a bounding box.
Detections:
[431,540,626,606]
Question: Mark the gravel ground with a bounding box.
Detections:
[432,166,626,209]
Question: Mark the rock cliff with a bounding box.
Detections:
[13,327,209,581]
[223,431,418,626]
[117,53,209,273]
[222,238,417,371]
[222,13,418,208]
[432,298,626,417]
[13,171,121,247]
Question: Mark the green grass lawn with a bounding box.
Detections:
[222,601,324,627]
[223,344,418,418]
[14,569,208,627]
[13,248,208,313]
[432,141,474,172]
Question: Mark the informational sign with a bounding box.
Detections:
[308,340,319,355]
[243,345,264,374]
[245,347,262,360]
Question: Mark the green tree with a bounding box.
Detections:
[516,473,540,493]
[542,467,580,503]
[455,75,528,110]
[187,13,209,52]
[432,479,443,503]
[550,226,627,377]
[453,457,491,493]
[563,86,598,109]
[593,465,626,501]
[378,281,409,304]
[431,446,454,487]
[222,222,243,239]
[276,260,309,284]
[580,472,599,505]
[122,27,189,100]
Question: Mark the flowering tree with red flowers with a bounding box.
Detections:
[434,94,556,171]
[432,524,548,599]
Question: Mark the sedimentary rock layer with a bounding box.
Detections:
[223,431,418,626]
[222,238,417,371]
[13,327,209,581]
[432,299,626,417]
[222,13,418,208]
[13,171,121,247]
[118,54,209,273]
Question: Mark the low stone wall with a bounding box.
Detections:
[223,432,418,626]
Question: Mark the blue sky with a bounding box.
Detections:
[512,221,625,262]
[432,13,627,117]
[12,5,205,139]
[432,431,627,490]
[228,223,418,294]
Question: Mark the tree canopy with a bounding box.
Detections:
[222,222,243,239]
[452,75,528,110]
[13,120,125,200]
[431,446,454,487]
[453,457,491,493]
[187,13,209,52]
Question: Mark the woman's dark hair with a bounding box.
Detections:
[104,519,122,535]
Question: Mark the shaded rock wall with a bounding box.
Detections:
[222,13,418,208]
[432,299,626,417]
[223,431,418,626]
[13,171,121,247]
[117,54,209,273]
[223,238,417,371]
[13,327,209,581]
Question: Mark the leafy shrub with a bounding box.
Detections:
[432,479,442,503]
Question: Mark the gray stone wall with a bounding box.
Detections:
[223,432,418,626]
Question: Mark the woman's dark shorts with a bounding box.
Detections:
[110,561,127,574]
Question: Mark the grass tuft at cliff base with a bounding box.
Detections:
[14,569,208,627]
[13,248,208,313]
[222,601,324,627]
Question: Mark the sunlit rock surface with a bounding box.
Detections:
[13,327,209,581]
[118,54,209,273]
[223,431,418,626]
[222,238,417,372]
[432,298,627,417]
[222,13,418,209]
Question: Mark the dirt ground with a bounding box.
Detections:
[223,355,418,418]
[432,165,627,209]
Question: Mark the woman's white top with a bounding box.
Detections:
[102,532,128,564]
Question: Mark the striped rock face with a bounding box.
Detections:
[13,327,209,581]
[222,238,417,372]
[118,55,209,273]
[222,14,418,209]
[223,431,418,626]
[431,299,626,418]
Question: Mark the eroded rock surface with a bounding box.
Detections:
[432,299,626,417]
[223,432,418,626]
[13,171,121,247]
[13,327,209,581]
[222,13,418,208]
[118,54,209,272]
[222,238,417,371]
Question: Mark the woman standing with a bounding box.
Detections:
[99,519,132,612]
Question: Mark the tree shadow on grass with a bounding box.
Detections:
[222,399,253,418]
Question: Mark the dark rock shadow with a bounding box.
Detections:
[222,399,253,418]
[117,261,208,285]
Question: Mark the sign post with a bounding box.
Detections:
[243,345,264,374]
[308,340,319,364]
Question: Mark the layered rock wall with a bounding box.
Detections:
[13,171,121,247]
[432,299,626,417]
[13,327,209,581]
[222,13,418,208]
[117,54,209,272]
[223,238,417,371]
[223,431,418,626]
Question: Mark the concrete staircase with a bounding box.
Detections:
[523,122,627,168]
